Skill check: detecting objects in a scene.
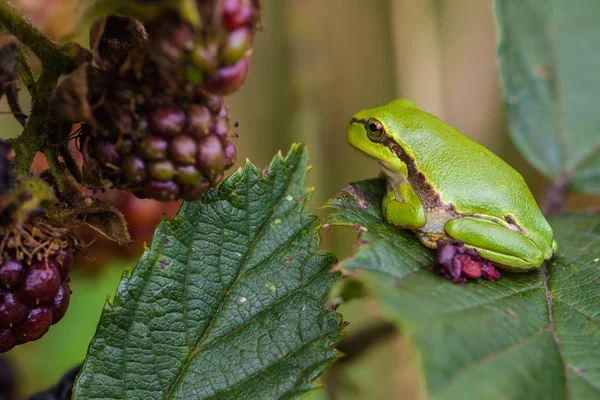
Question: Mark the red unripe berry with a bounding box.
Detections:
[222,0,253,31]
[204,57,250,95]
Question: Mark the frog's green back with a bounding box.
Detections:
[376,100,553,248]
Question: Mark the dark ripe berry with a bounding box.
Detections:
[190,42,219,72]
[182,178,210,201]
[204,57,250,95]
[224,142,237,168]
[0,260,22,289]
[197,136,226,180]
[213,117,229,142]
[93,138,121,166]
[170,135,197,165]
[144,180,180,200]
[148,160,176,181]
[186,105,212,138]
[222,0,253,31]
[13,307,52,343]
[56,248,73,282]
[176,165,202,185]
[52,284,70,324]
[151,106,186,136]
[140,136,169,161]
[0,330,16,353]
[0,294,28,328]
[18,262,61,307]
[222,28,251,65]
[122,155,148,183]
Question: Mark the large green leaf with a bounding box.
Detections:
[495,0,600,193]
[74,144,343,399]
[325,179,600,400]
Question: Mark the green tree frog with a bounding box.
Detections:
[347,99,557,272]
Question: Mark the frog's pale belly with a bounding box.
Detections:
[421,206,456,235]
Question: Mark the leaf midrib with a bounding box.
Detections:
[165,162,305,398]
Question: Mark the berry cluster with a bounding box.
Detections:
[81,86,236,200]
[184,0,257,95]
[76,0,259,201]
[0,250,72,353]
[0,140,77,352]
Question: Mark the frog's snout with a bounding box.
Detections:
[346,118,366,148]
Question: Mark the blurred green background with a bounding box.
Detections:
[0,1,597,399]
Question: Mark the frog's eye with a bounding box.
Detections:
[366,119,385,142]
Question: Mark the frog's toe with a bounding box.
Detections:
[551,239,558,255]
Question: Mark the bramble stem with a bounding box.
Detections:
[17,49,36,97]
[9,69,60,175]
[541,173,571,216]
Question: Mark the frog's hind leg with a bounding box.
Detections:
[444,216,547,271]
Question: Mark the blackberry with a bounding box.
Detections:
[0,149,77,352]
[0,249,73,353]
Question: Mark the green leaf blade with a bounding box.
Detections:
[325,179,600,399]
[74,144,343,399]
[495,0,600,193]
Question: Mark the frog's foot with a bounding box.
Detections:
[382,184,426,230]
[416,232,446,249]
[444,216,547,271]
[433,240,500,283]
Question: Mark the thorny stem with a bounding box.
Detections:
[44,145,65,193]
[8,68,60,175]
[58,122,83,183]
[17,48,36,97]
[0,1,76,73]
[0,1,85,180]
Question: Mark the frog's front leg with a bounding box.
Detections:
[382,183,426,229]
[444,216,549,271]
